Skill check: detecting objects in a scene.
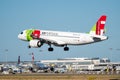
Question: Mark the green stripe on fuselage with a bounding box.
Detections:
[26,29,34,41]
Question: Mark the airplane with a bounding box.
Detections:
[18,15,108,51]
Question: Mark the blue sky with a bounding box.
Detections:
[0,0,120,62]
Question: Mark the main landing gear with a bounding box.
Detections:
[64,46,69,51]
[28,44,69,52]
[48,47,54,51]
[48,43,54,51]
[48,45,69,52]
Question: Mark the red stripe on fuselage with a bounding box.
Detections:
[32,30,40,39]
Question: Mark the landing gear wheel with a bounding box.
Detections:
[48,47,54,51]
[64,47,69,51]
[28,45,31,48]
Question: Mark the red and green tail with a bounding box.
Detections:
[89,15,107,36]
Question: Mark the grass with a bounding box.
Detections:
[0,74,120,80]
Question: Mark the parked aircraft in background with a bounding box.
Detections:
[18,15,108,51]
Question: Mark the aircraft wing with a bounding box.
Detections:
[40,37,66,46]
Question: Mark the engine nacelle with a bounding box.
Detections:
[29,40,42,48]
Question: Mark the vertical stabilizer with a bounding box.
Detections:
[89,15,107,35]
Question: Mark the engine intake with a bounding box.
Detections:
[29,40,42,48]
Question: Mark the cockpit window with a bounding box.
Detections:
[21,32,23,34]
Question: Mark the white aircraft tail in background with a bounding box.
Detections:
[18,15,108,51]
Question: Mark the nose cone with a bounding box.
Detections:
[18,34,27,41]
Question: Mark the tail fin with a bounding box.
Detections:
[89,15,107,35]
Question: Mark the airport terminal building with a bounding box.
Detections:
[0,57,120,74]
[40,58,120,71]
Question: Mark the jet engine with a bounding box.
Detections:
[29,40,42,48]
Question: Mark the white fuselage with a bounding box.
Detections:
[18,15,108,51]
[40,30,107,45]
[18,29,108,51]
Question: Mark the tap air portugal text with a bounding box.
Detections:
[18,15,108,51]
